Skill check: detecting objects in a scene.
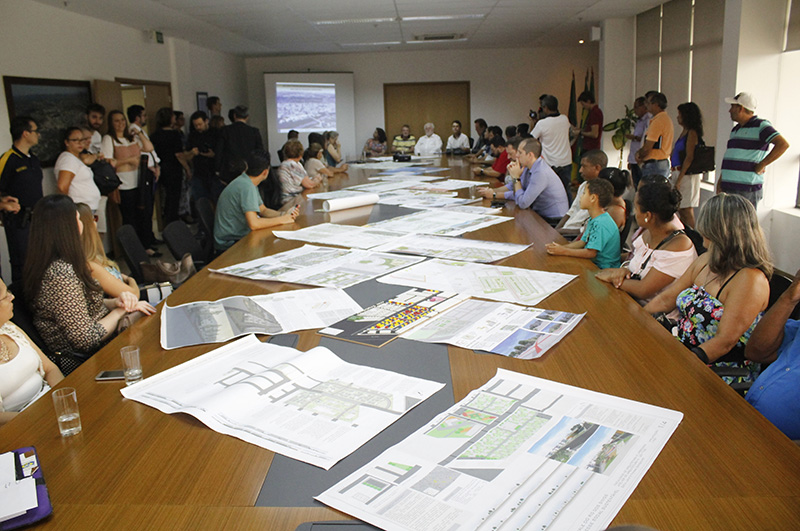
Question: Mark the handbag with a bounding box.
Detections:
[90,160,122,195]
[680,141,715,174]
[140,253,196,285]
[142,281,173,305]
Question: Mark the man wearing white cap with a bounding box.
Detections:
[719,92,789,206]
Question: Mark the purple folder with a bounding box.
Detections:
[1,447,52,530]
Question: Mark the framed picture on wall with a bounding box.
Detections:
[196,92,208,113]
[3,76,92,167]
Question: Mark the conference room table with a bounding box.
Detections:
[2,156,799,530]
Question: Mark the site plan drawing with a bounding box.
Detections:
[402,299,584,359]
[316,368,683,530]
[211,245,425,289]
[378,258,576,306]
[319,289,468,347]
[160,288,362,350]
[370,234,530,263]
[367,210,511,237]
[122,335,445,470]
[274,224,408,250]
[410,179,489,191]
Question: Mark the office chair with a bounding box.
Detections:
[116,224,151,285]
[194,197,216,262]
[619,199,635,255]
[163,220,207,269]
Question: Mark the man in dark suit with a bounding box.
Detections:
[215,105,264,185]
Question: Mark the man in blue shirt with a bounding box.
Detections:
[507,138,569,224]
[214,150,298,252]
[745,270,800,440]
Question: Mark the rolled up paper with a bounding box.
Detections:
[322,193,380,212]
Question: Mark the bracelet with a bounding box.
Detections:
[690,346,709,364]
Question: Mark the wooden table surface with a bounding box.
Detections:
[2,157,799,530]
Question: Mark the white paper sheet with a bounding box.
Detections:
[370,234,530,263]
[375,189,457,206]
[378,258,576,305]
[368,174,441,182]
[307,189,366,201]
[317,368,683,530]
[399,196,480,210]
[323,193,380,212]
[121,335,445,470]
[411,179,489,191]
[367,210,512,237]
[159,288,363,350]
[439,204,503,215]
[274,223,408,249]
[402,299,585,359]
[211,244,425,289]
[346,180,425,194]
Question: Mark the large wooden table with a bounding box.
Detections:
[2,158,799,530]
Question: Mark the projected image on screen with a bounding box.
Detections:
[276,82,337,133]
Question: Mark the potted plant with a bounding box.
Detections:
[603,106,638,168]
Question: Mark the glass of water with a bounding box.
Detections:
[120,346,143,386]
[52,387,81,437]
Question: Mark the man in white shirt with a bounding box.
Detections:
[626,96,651,188]
[127,105,161,174]
[446,120,470,152]
[532,95,574,202]
[414,122,443,156]
[86,103,105,155]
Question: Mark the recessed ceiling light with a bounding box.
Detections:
[341,41,402,47]
[312,17,396,25]
[401,14,485,22]
[579,39,585,44]
[406,38,469,44]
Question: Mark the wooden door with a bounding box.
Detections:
[143,84,172,135]
[92,79,123,127]
[384,82,470,144]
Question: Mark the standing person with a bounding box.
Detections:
[472,119,488,154]
[206,96,222,118]
[102,110,157,253]
[150,107,195,224]
[127,105,160,246]
[719,92,789,207]
[446,120,470,152]
[572,91,603,152]
[85,103,106,155]
[532,95,574,203]
[414,123,443,156]
[363,128,388,157]
[391,125,416,154]
[187,111,217,203]
[671,102,705,228]
[626,97,651,189]
[636,92,674,182]
[0,116,43,284]
[216,105,263,185]
[55,127,101,212]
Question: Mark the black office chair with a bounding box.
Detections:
[8,283,89,375]
[619,199,635,255]
[163,220,207,269]
[194,197,216,262]
[116,224,151,285]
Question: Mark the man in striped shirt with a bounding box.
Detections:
[719,92,789,207]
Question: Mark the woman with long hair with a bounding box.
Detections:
[76,203,139,298]
[55,126,101,211]
[596,181,696,307]
[23,195,154,356]
[363,128,388,157]
[671,102,704,227]
[150,107,194,224]
[644,193,771,372]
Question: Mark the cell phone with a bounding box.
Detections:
[95,370,125,381]
[529,109,536,119]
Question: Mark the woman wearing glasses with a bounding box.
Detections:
[55,126,101,211]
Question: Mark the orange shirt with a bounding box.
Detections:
[643,111,674,161]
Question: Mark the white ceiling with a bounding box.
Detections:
[35,0,664,56]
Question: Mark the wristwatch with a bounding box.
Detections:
[480,168,485,175]
[492,191,497,199]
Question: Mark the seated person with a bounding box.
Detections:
[76,203,139,298]
[279,140,322,203]
[472,137,511,180]
[215,150,299,252]
[363,128,388,157]
[24,195,155,356]
[546,179,621,269]
[391,125,416,154]
[480,138,568,223]
[505,125,518,141]
[414,123,443,156]
[304,143,338,179]
[445,120,470,152]
[745,269,800,440]
[0,279,64,426]
[554,149,607,238]
[324,131,345,168]
[595,181,696,307]
[643,194,771,373]
[598,167,630,230]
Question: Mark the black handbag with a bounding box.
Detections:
[90,160,122,195]
[681,141,715,174]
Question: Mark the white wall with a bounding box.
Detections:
[600,17,637,168]
[0,0,248,282]
[245,45,598,158]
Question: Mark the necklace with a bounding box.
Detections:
[0,338,10,363]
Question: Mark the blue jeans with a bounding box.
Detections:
[640,159,670,183]
[720,183,763,208]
